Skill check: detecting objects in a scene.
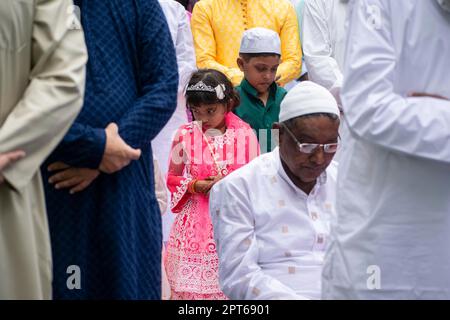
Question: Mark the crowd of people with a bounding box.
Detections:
[0,0,449,300]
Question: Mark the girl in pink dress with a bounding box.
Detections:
[165,69,260,300]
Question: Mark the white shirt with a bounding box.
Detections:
[290,0,303,8]
[210,148,338,300]
[322,0,450,299]
[158,0,197,94]
[302,0,348,101]
[153,0,197,241]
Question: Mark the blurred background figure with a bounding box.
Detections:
[323,0,450,299]
[153,0,197,247]
[302,0,349,105]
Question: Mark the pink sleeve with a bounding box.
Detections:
[166,128,194,213]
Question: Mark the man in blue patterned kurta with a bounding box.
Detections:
[41,0,178,299]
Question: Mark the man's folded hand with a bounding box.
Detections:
[99,123,141,174]
[48,162,100,194]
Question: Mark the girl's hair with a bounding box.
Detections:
[186,69,240,111]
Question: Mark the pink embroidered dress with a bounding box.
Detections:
[165,112,259,300]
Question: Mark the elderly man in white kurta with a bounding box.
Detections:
[210,81,340,300]
[302,0,349,104]
[322,0,450,299]
[0,0,87,299]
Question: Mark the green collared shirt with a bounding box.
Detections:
[235,79,287,153]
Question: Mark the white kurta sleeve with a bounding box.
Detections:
[210,180,307,300]
[302,0,343,99]
[154,158,168,215]
[0,0,87,190]
[342,0,450,163]
[175,6,197,92]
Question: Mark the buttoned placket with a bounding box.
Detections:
[277,152,330,256]
[240,0,249,30]
[306,183,329,254]
[250,86,274,128]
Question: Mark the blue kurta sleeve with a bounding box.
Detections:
[50,122,106,169]
[118,0,178,149]
[49,0,177,168]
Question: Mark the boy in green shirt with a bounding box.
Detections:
[235,28,287,153]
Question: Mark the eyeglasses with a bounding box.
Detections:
[281,123,339,154]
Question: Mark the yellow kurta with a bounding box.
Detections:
[0,0,87,299]
[191,0,302,86]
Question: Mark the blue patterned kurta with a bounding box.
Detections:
[41,0,178,299]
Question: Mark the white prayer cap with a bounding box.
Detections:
[279,81,340,122]
[239,27,281,55]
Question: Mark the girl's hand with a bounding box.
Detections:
[208,174,224,185]
[194,178,215,194]
[193,175,224,194]
[204,175,224,194]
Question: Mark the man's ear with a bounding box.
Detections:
[237,57,245,72]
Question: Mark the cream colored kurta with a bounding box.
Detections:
[0,0,87,299]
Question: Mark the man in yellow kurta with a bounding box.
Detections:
[191,0,302,87]
[0,0,87,299]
